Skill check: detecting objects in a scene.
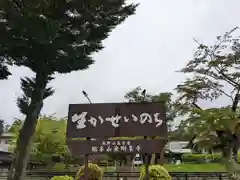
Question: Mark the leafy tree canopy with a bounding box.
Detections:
[8,119,23,134]
[175,28,240,164]
[124,86,177,129]
[175,27,240,114]
[9,116,68,163]
[0,1,138,179]
[0,0,138,115]
[0,63,11,80]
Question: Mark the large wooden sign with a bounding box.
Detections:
[67,102,167,138]
[66,102,167,180]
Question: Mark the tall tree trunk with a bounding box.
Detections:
[225,148,240,180]
[7,73,47,180]
[231,90,239,163]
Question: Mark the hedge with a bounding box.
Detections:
[50,176,73,180]
[181,154,222,163]
[75,163,103,180]
[139,165,171,180]
[181,153,240,163]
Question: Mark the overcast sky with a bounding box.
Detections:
[0,0,239,124]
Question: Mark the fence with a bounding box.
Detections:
[16,171,228,180]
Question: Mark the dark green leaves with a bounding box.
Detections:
[17,76,54,115]
[124,86,177,129]
[175,28,240,156]
[0,0,138,74]
[176,27,240,113]
[0,63,11,80]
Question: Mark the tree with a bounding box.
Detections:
[175,27,240,179]
[4,124,10,133]
[9,116,71,167]
[33,116,69,165]
[0,58,11,79]
[8,119,23,134]
[0,1,138,180]
[124,86,177,130]
[0,118,5,134]
[0,65,11,80]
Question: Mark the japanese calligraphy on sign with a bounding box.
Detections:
[67,102,167,138]
[91,140,140,153]
[67,139,166,155]
[72,112,163,129]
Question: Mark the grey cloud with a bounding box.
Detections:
[0,0,239,123]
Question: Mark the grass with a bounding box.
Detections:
[102,163,226,172]
[163,163,226,172]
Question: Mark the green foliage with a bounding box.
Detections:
[0,62,11,80]
[9,116,69,163]
[17,76,54,115]
[175,28,240,161]
[0,0,139,75]
[124,86,152,102]
[168,130,191,141]
[0,0,139,114]
[75,163,103,180]
[182,154,222,163]
[51,163,66,172]
[181,153,240,164]
[8,119,23,134]
[34,116,68,158]
[176,27,240,112]
[50,175,73,180]
[1,2,138,178]
[124,86,177,128]
[184,108,237,135]
[139,165,171,180]
[0,119,4,134]
[180,107,240,156]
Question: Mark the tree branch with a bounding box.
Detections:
[218,67,240,87]
[192,102,203,111]
[9,0,22,10]
[232,89,240,112]
[214,86,234,102]
[208,53,240,87]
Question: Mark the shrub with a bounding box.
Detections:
[97,159,109,166]
[75,163,103,180]
[181,153,222,163]
[50,175,73,180]
[139,165,171,180]
[52,163,66,171]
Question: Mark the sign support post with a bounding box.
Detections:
[144,136,149,180]
[83,91,91,180]
[84,137,90,180]
[141,90,149,180]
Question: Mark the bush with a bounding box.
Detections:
[51,163,66,171]
[181,154,222,163]
[50,175,73,180]
[139,165,171,180]
[75,163,103,180]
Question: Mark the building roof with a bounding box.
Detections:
[166,141,192,154]
[0,133,14,138]
[0,148,9,153]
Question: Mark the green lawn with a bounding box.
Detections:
[163,163,226,172]
[102,163,226,172]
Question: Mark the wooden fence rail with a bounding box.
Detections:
[0,171,225,180]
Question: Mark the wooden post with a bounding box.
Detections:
[144,136,149,180]
[84,137,90,180]
[160,147,165,165]
[141,90,149,180]
[83,91,92,180]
